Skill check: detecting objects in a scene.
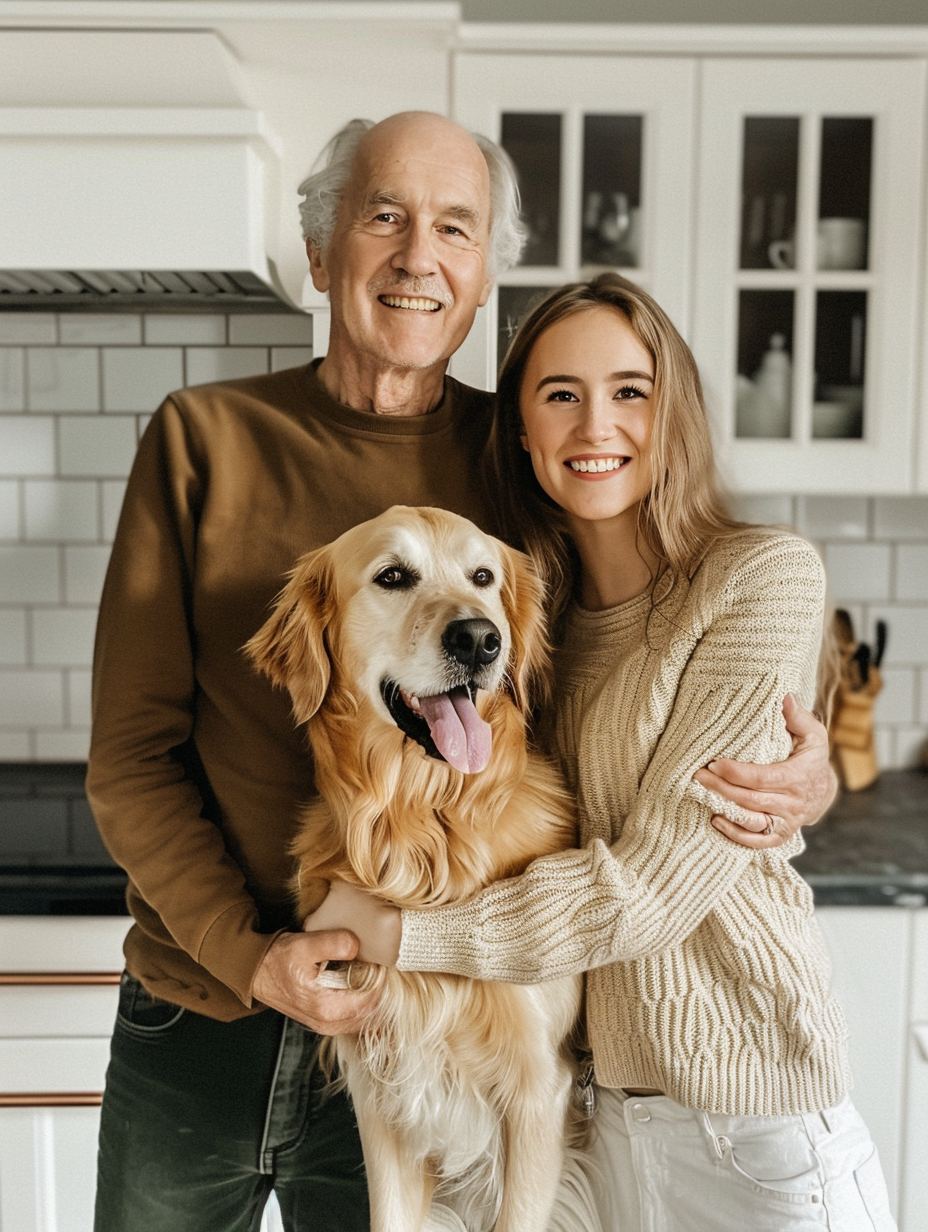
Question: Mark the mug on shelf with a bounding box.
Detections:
[768,217,867,270]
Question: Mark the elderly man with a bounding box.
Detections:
[88,111,835,1232]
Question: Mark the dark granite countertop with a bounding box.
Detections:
[1,764,927,912]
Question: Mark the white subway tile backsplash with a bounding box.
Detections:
[66,669,92,728]
[0,546,60,603]
[64,546,112,605]
[0,670,64,727]
[0,348,25,412]
[271,347,313,372]
[31,608,98,668]
[873,667,917,725]
[229,314,311,346]
[35,730,91,761]
[895,544,928,601]
[873,496,928,541]
[59,416,138,478]
[892,726,928,769]
[144,314,225,345]
[24,481,99,542]
[60,315,142,346]
[26,347,100,412]
[103,347,183,412]
[0,314,56,345]
[864,607,928,667]
[0,611,27,666]
[824,543,892,602]
[729,494,794,526]
[0,417,55,476]
[0,731,30,759]
[0,481,19,538]
[796,496,870,540]
[101,481,128,542]
[185,347,268,386]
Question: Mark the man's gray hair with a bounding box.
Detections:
[297,117,526,277]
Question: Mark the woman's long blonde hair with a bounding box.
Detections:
[490,273,748,627]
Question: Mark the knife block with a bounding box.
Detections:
[830,666,882,791]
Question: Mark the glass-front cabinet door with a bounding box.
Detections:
[693,59,925,493]
[451,55,696,390]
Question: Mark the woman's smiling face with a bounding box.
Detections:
[518,306,655,531]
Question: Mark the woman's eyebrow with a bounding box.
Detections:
[534,369,654,393]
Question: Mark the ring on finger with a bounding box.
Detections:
[762,818,774,837]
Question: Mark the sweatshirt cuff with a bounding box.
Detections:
[197,900,288,1007]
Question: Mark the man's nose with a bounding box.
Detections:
[392,220,438,277]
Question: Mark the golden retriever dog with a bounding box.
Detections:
[246,506,586,1232]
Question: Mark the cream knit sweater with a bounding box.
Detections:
[398,530,851,1117]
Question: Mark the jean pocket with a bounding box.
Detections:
[714,1120,825,1208]
[115,971,187,1034]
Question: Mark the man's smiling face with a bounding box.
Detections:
[308,113,494,383]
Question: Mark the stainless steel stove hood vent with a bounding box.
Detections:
[0,30,295,313]
[0,269,288,312]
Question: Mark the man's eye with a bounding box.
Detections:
[373,566,417,589]
[471,568,494,588]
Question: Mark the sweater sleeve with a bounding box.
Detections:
[398,535,825,983]
[85,399,279,1007]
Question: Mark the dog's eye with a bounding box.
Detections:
[373,565,417,590]
[471,568,495,588]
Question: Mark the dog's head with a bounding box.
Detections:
[245,506,549,774]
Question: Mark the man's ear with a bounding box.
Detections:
[478,276,494,308]
[306,238,331,294]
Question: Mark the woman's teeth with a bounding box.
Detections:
[568,457,628,473]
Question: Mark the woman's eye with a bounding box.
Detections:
[471,568,494,588]
[546,389,578,403]
[373,566,416,589]
[616,384,649,401]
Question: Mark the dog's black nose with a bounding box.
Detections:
[442,619,502,671]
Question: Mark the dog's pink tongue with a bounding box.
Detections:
[418,687,492,773]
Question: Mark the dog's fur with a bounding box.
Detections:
[246,506,583,1232]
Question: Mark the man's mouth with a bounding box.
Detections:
[380,679,492,773]
[378,295,443,312]
[567,456,630,473]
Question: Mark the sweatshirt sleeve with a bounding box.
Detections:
[397,535,825,983]
[85,399,279,1007]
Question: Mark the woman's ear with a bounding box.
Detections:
[243,546,335,724]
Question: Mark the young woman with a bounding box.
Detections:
[307,274,893,1230]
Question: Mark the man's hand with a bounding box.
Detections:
[251,930,379,1034]
[303,880,402,968]
[695,694,838,850]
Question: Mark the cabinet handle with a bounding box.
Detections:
[0,1093,103,1107]
[913,1024,928,1062]
[0,972,120,986]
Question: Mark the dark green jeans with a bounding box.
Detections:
[94,972,369,1232]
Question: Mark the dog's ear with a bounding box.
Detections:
[244,546,335,723]
[499,544,551,715]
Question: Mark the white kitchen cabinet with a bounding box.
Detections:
[900,910,928,1231]
[451,53,697,389]
[692,58,926,495]
[817,907,910,1220]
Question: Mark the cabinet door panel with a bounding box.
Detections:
[694,58,925,493]
[452,53,696,389]
[817,906,908,1218]
[0,1106,100,1232]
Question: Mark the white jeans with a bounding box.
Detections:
[586,1088,895,1232]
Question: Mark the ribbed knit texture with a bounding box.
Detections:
[399,531,851,1116]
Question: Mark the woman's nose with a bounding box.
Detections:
[577,401,618,443]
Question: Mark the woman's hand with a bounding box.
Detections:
[695,694,837,850]
[303,880,403,967]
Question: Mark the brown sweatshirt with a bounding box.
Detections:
[86,360,493,1020]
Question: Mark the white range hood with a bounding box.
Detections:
[0,28,293,310]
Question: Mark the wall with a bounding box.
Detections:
[1,313,926,770]
[0,309,311,761]
[350,0,928,22]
